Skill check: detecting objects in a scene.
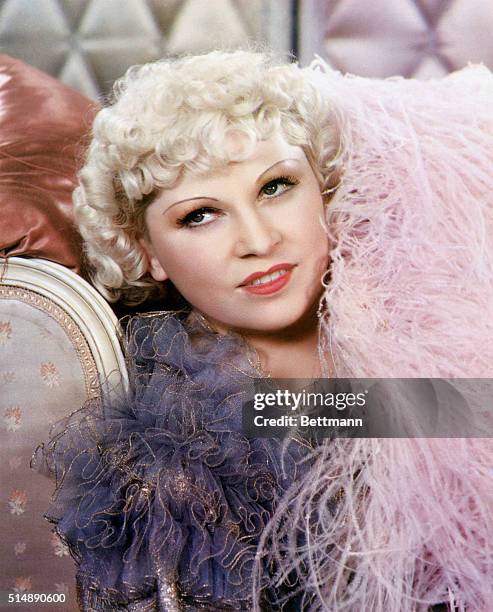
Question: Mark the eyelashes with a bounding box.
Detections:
[176,175,299,228]
[176,206,218,228]
[261,175,298,195]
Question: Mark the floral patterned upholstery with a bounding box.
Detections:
[0,257,126,610]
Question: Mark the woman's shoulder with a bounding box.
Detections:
[39,384,310,608]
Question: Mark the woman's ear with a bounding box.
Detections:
[139,238,168,282]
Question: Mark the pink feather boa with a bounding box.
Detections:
[257,64,493,611]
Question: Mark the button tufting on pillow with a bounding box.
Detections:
[0,55,98,273]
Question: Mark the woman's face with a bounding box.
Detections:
[141,133,329,334]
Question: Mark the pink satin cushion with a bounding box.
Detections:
[0,55,98,273]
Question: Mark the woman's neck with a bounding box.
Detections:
[248,328,321,378]
[240,304,329,379]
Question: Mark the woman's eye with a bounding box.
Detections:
[260,176,298,198]
[177,207,218,228]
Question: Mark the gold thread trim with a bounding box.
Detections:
[0,285,100,399]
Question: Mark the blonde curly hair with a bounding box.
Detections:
[74,50,343,305]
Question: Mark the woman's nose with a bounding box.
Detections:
[233,210,282,258]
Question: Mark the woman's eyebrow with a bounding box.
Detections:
[256,158,302,183]
[162,195,219,214]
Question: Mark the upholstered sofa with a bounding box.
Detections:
[0,257,126,607]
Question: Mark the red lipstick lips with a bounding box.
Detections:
[239,263,295,296]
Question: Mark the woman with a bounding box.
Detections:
[41,51,493,610]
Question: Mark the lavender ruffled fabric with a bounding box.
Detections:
[39,313,313,610]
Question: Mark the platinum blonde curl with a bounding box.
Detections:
[74,50,344,305]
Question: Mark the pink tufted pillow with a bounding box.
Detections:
[0,55,98,273]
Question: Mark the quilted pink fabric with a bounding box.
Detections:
[303,0,493,78]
